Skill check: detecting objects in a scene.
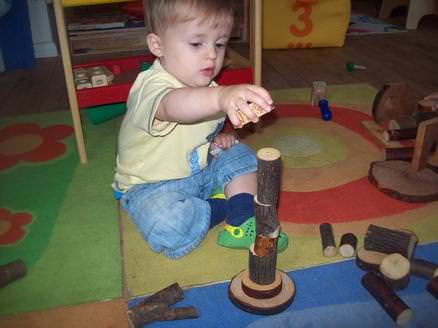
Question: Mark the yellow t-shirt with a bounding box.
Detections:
[114,60,225,191]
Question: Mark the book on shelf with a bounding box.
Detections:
[67,13,130,31]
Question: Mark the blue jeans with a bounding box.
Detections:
[119,143,257,259]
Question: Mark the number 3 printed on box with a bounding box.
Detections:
[289,0,318,37]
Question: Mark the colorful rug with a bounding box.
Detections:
[347,14,407,35]
[0,111,122,315]
[122,83,438,298]
[129,242,438,328]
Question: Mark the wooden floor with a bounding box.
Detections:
[1,1,438,118]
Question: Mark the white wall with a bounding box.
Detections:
[27,0,57,58]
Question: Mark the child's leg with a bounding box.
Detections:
[209,143,288,252]
[120,180,210,259]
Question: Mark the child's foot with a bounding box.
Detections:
[217,217,288,253]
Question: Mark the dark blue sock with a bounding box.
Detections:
[207,198,227,229]
[226,193,254,226]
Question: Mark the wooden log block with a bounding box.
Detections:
[319,223,337,257]
[356,248,387,272]
[369,160,438,202]
[372,81,411,127]
[242,270,283,299]
[383,128,417,142]
[229,269,295,315]
[410,258,438,280]
[364,224,418,259]
[388,116,418,130]
[249,244,278,285]
[128,283,199,328]
[256,148,281,207]
[383,147,414,161]
[128,304,198,328]
[339,233,358,258]
[254,200,278,237]
[236,103,269,128]
[427,276,438,299]
[0,259,26,288]
[361,272,413,326]
[379,253,411,290]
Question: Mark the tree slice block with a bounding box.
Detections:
[356,248,387,272]
[242,269,283,299]
[369,160,438,202]
[229,269,295,315]
[379,253,411,290]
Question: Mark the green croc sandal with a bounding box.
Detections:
[217,217,288,253]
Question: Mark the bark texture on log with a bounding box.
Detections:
[364,224,418,259]
[254,200,278,236]
[0,259,26,288]
[410,258,438,280]
[361,272,413,326]
[249,250,278,285]
[128,283,198,328]
[427,276,438,299]
[319,223,337,257]
[256,148,281,207]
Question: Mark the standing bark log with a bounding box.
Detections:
[250,148,282,286]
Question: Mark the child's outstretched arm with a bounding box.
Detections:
[155,84,274,127]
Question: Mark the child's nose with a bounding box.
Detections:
[206,46,217,59]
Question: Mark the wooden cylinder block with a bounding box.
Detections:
[379,253,411,290]
[339,233,358,258]
[356,248,387,272]
[249,242,278,285]
[319,223,337,257]
[364,224,418,259]
[410,258,438,280]
[0,259,26,288]
[427,276,438,299]
[256,148,281,206]
[362,272,413,326]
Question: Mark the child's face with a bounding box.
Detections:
[157,15,233,87]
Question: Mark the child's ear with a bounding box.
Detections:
[147,33,162,57]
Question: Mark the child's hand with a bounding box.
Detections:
[209,133,238,157]
[217,84,274,127]
[212,133,237,149]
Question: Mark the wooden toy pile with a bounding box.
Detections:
[361,81,438,202]
[73,66,114,90]
[319,223,438,325]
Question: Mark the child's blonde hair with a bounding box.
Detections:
[143,0,234,34]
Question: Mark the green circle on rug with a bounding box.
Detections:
[245,119,348,168]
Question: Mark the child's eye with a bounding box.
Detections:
[215,42,226,49]
[190,42,202,48]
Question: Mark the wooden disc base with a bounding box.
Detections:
[228,270,295,315]
[369,160,438,202]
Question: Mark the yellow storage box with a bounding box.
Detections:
[263,0,351,49]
